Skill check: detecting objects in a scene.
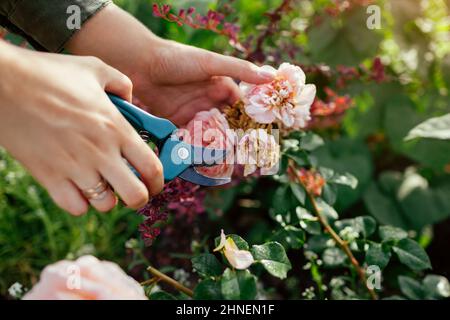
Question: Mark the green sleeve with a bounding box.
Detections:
[0,0,111,52]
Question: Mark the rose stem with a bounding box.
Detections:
[147,266,194,297]
[288,163,378,300]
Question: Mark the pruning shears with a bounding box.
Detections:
[107,94,230,187]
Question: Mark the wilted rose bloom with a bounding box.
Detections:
[214,230,254,270]
[239,63,316,129]
[23,255,146,300]
[236,129,280,176]
[180,108,234,178]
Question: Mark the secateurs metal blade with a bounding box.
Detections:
[107,94,231,187]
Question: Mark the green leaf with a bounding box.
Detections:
[194,279,223,300]
[330,172,358,189]
[320,168,358,189]
[284,149,310,166]
[149,291,177,300]
[398,276,424,300]
[363,181,409,229]
[297,207,322,235]
[335,216,376,238]
[214,234,249,251]
[322,247,347,267]
[272,185,295,215]
[271,225,305,249]
[422,275,450,299]
[379,225,408,242]
[365,243,391,269]
[220,268,257,300]
[290,183,306,205]
[315,198,338,222]
[405,113,450,141]
[192,253,223,278]
[300,132,324,151]
[321,183,337,205]
[355,216,377,238]
[313,138,373,211]
[393,239,431,271]
[251,242,292,279]
[306,235,332,253]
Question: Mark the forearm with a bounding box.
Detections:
[65,4,163,83]
[0,41,26,103]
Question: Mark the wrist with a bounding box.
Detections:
[66,4,164,82]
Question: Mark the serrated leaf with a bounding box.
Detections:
[398,276,424,300]
[251,242,292,279]
[192,253,223,278]
[379,225,408,242]
[365,243,391,269]
[393,239,431,271]
[322,247,347,267]
[405,113,450,141]
[423,275,450,299]
[220,269,257,300]
[194,279,223,300]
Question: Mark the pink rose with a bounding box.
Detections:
[239,63,316,129]
[180,108,234,178]
[23,255,146,300]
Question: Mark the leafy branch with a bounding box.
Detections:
[288,162,378,300]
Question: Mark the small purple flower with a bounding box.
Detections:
[137,178,206,245]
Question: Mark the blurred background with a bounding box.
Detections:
[1,0,449,299]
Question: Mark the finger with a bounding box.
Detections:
[99,153,149,209]
[93,58,133,102]
[71,171,118,213]
[45,179,89,216]
[201,51,275,84]
[121,134,164,197]
[206,76,241,106]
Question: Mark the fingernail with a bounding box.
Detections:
[257,68,275,80]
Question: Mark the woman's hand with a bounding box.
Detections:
[0,41,163,215]
[66,4,274,125]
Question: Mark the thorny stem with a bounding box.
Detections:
[147,266,194,297]
[288,163,378,300]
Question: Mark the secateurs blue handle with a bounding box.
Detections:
[107,94,230,187]
[108,94,176,141]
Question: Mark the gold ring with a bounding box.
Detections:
[82,179,109,200]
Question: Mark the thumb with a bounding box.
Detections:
[203,51,275,84]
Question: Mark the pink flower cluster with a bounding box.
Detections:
[240,63,316,130]
[138,179,205,246]
[152,4,240,45]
